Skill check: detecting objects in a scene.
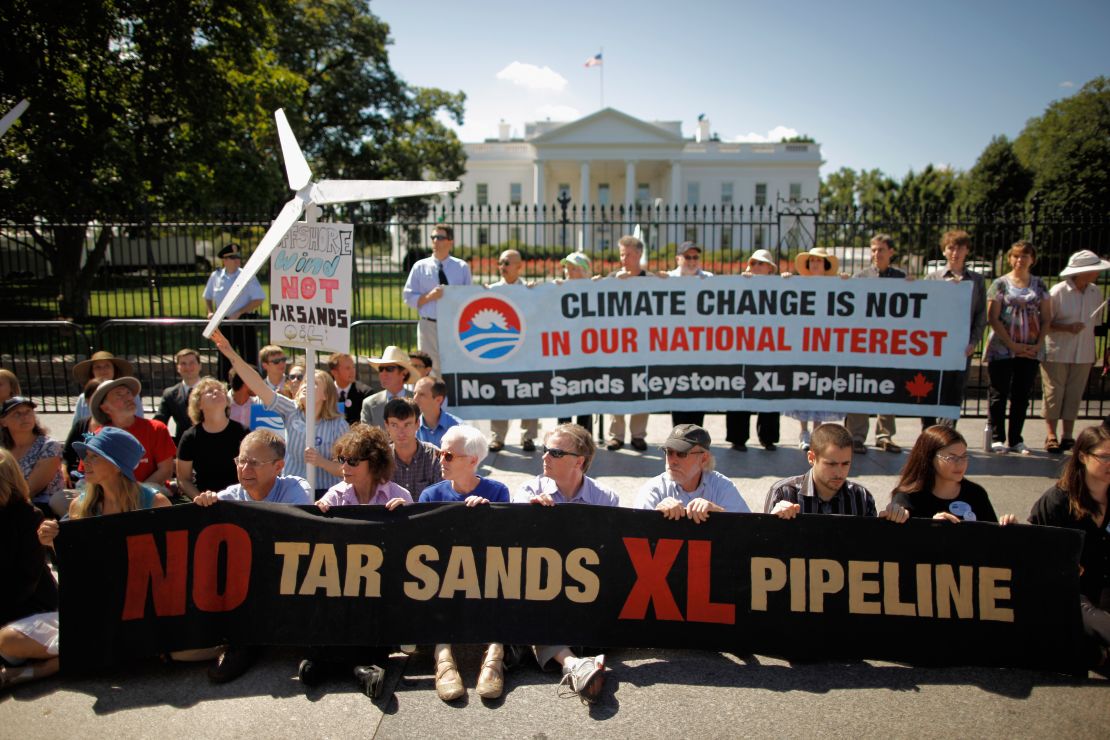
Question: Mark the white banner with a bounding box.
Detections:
[268,222,354,353]
[436,276,974,420]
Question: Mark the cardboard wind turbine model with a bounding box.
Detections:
[203,108,459,337]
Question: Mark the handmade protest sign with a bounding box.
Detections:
[56,502,1083,672]
[268,222,353,352]
[437,277,972,419]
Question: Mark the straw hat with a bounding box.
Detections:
[89,377,142,425]
[366,346,417,381]
[72,351,134,386]
[795,247,840,276]
[747,249,777,271]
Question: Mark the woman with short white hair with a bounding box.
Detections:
[417,424,509,701]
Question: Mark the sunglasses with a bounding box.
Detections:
[430,235,450,241]
[336,456,366,466]
[662,448,705,459]
[378,365,402,373]
[498,260,515,266]
[287,373,304,381]
[268,357,288,364]
[438,450,466,462]
[542,446,582,459]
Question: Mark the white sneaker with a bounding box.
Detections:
[1012,442,1031,455]
[991,441,1010,453]
[799,430,811,451]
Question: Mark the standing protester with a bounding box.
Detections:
[204,243,265,379]
[360,347,415,429]
[843,235,905,454]
[727,249,781,451]
[155,348,203,444]
[71,351,144,423]
[327,352,373,426]
[1042,251,1110,453]
[605,235,657,451]
[488,249,539,452]
[403,224,472,375]
[1028,424,1110,671]
[555,252,595,436]
[922,230,987,429]
[765,423,906,521]
[984,241,1050,454]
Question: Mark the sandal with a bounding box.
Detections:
[1045,437,1061,454]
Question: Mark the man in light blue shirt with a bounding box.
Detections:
[512,423,619,507]
[402,224,472,373]
[193,430,311,506]
[633,424,750,522]
[413,376,461,448]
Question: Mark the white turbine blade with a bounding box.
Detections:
[0,99,30,138]
[311,179,459,205]
[275,109,312,191]
[203,196,306,337]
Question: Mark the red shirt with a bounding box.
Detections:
[80,418,177,482]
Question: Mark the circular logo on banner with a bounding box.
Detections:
[456,294,525,362]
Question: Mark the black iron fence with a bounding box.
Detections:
[2,198,1108,417]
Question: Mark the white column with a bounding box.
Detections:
[624,161,636,207]
[669,161,682,206]
[579,160,591,209]
[579,160,591,251]
[532,161,545,247]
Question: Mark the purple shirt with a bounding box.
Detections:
[319,480,413,507]
[512,475,619,507]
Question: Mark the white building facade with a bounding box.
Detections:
[453,108,822,252]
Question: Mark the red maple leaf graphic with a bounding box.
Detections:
[905,373,935,402]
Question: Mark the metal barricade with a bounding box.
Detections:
[0,321,95,412]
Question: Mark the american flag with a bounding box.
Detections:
[584,53,602,68]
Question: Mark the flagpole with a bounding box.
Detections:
[600,46,604,109]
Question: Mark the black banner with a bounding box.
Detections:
[56,503,1084,672]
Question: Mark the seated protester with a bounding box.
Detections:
[633,424,749,522]
[511,423,612,704]
[86,377,176,492]
[0,449,59,689]
[413,376,461,448]
[70,351,144,424]
[416,424,508,702]
[226,369,263,430]
[212,329,348,498]
[175,378,249,501]
[360,346,414,429]
[11,428,171,687]
[155,348,203,444]
[0,397,63,519]
[194,430,311,684]
[891,425,1017,524]
[301,425,411,698]
[63,380,101,484]
[384,398,442,496]
[0,368,22,404]
[1029,425,1110,670]
[764,423,908,522]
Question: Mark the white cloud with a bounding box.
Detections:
[732,125,799,143]
[1059,80,1075,88]
[536,104,581,121]
[495,61,568,91]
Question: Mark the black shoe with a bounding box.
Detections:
[489,441,504,453]
[298,658,325,686]
[605,438,623,451]
[354,664,385,699]
[208,646,256,684]
[730,441,747,451]
[522,439,536,452]
[630,437,648,451]
[762,442,777,451]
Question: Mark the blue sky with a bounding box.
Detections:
[372,0,1107,179]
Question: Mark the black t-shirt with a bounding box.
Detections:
[0,500,58,623]
[1029,485,1110,602]
[177,421,249,493]
[892,479,999,523]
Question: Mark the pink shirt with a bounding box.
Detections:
[319,480,413,507]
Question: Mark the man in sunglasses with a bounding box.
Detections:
[487,248,539,452]
[667,241,714,278]
[633,424,749,521]
[402,224,472,374]
[763,423,908,522]
[511,422,615,703]
[360,347,415,429]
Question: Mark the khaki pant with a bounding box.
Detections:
[418,318,441,376]
[1040,361,1090,421]
[844,413,896,444]
[608,414,649,442]
[490,418,539,444]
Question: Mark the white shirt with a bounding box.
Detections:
[1044,278,1103,364]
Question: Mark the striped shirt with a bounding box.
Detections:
[763,471,877,516]
[392,441,442,498]
[267,393,349,491]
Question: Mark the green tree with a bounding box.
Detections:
[960,135,1032,214]
[1014,76,1110,215]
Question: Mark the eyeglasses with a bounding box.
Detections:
[542,446,582,459]
[233,456,279,468]
[662,448,705,459]
[336,456,365,466]
[1086,452,1110,464]
[378,366,402,373]
[287,373,304,381]
[498,260,515,266]
[430,235,450,242]
[936,453,970,465]
[680,253,700,260]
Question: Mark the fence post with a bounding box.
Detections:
[1029,190,1042,244]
